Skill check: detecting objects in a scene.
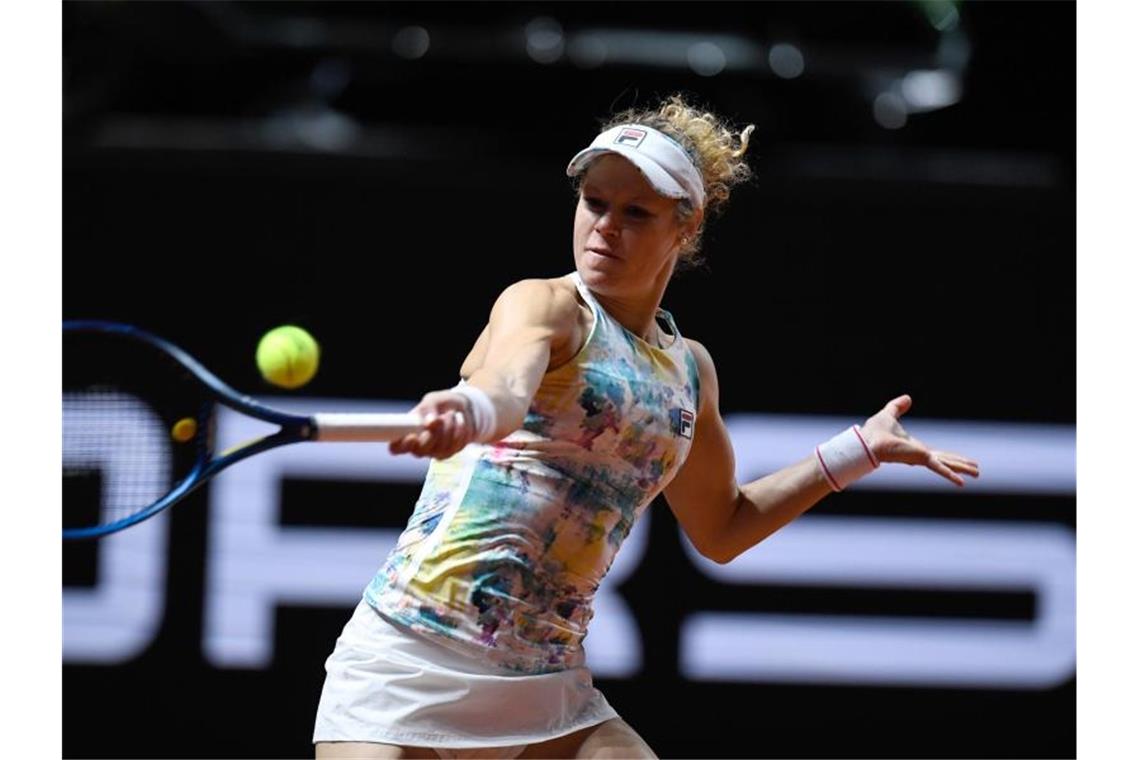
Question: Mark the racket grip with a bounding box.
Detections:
[312,413,425,442]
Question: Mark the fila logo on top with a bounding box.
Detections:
[615,127,648,148]
[671,408,695,439]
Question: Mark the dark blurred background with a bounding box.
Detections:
[62,2,1075,758]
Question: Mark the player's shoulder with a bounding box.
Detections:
[499,275,579,300]
[682,336,722,408]
[683,336,716,372]
[491,276,582,326]
[683,336,721,387]
[495,277,579,313]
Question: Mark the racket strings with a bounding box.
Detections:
[63,389,173,528]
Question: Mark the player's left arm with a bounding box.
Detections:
[663,338,826,564]
[664,339,980,564]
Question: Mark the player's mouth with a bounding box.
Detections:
[586,246,620,260]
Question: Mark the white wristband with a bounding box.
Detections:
[452,382,498,443]
[815,425,879,492]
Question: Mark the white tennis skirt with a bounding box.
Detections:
[312,599,619,753]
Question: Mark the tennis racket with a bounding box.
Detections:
[63,320,425,540]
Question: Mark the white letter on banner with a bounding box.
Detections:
[680,515,1075,689]
[63,392,169,663]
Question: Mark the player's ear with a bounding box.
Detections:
[682,206,703,240]
[677,208,702,249]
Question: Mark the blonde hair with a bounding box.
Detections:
[598,94,755,266]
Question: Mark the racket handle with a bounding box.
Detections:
[311,413,425,442]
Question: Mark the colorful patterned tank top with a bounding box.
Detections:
[365,271,701,673]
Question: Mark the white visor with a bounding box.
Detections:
[566,124,705,209]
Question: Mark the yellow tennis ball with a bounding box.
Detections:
[171,417,197,443]
[256,325,320,389]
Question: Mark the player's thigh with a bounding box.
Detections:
[315,740,437,759]
[574,718,656,759]
[518,718,656,759]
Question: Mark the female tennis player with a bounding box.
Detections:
[313,95,980,759]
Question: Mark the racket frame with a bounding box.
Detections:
[63,320,421,539]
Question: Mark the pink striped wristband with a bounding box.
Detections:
[815,425,879,492]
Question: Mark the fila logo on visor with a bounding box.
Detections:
[671,408,695,439]
[614,128,648,148]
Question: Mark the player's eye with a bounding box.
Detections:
[626,205,651,219]
[584,196,606,212]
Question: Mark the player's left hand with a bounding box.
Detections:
[860,395,980,487]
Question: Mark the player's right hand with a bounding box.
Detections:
[388,390,475,460]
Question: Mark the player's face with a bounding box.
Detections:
[573,155,693,296]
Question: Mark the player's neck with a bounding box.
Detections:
[592,277,670,345]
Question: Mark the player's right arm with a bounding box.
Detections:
[389,278,583,459]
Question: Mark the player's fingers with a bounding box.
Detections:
[928,452,965,487]
[937,450,976,464]
[938,453,980,478]
[394,397,471,459]
[449,411,470,452]
[938,450,980,469]
[426,411,463,459]
[398,413,438,457]
[884,394,912,419]
[389,431,422,456]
